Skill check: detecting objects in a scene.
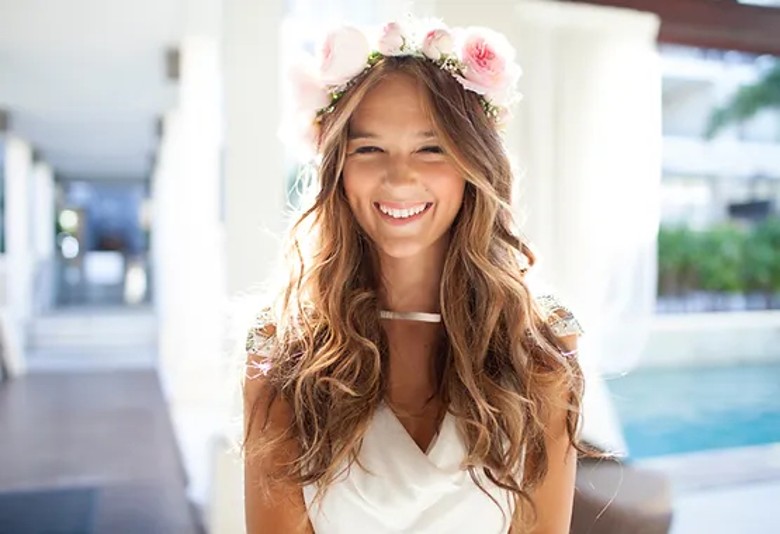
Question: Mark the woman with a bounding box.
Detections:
[243,19,590,534]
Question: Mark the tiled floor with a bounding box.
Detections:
[670,480,780,534]
[637,445,780,534]
[0,370,202,533]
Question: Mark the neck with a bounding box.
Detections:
[383,317,445,406]
[374,235,448,314]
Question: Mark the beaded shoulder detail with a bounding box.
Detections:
[534,294,585,338]
[245,307,276,356]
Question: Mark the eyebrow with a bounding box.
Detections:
[347,129,438,140]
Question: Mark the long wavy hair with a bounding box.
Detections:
[243,55,594,531]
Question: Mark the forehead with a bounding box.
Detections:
[349,72,433,130]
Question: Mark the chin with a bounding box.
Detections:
[374,239,432,260]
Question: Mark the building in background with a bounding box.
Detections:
[659,45,780,313]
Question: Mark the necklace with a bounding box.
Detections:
[379,310,442,323]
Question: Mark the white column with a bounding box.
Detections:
[524,1,661,379]
[31,162,55,260]
[207,2,286,532]
[31,162,56,313]
[151,33,226,509]
[223,0,286,296]
[2,135,34,374]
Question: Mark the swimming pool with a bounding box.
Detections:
[605,363,780,459]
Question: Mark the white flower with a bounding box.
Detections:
[421,28,454,61]
[319,26,371,86]
[377,22,407,56]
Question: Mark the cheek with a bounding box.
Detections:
[341,168,374,218]
[429,167,466,209]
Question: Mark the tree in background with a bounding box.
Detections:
[706,60,780,138]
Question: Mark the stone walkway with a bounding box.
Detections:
[0,370,202,533]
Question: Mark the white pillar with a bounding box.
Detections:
[151,33,226,508]
[31,162,55,260]
[207,2,286,532]
[522,1,662,379]
[2,135,34,374]
[223,0,286,296]
[31,162,56,313]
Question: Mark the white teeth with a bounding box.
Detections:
[378,203,429,219]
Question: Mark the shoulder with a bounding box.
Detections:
[242,309,311,533]
[529,292,584,360]
[245,306,277,356]
[533,293,584,338]
[243,307,283,417]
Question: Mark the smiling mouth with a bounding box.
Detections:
[373,202,433,220]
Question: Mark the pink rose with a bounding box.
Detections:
[319,26,370,86]
[288,58,331,114]
[377,22,407,56]
[421,28,454,61]
[455,27,521,104]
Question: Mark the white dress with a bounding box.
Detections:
[301,402,517,534]
[244,292,584,534]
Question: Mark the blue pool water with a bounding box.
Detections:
[605,363,780,459]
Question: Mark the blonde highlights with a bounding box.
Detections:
[243,56,591,531]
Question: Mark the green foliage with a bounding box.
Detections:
[658,216,780,296]
[658,225,699,294]
[705,61,780,139]
[696,224,743,292]
[743,216,780,293]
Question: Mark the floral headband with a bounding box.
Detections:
[283,18,523,158]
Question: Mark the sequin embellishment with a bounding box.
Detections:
[535,294,585,338]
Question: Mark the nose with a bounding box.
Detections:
[384,154,416,186]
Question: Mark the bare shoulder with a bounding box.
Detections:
[243,306,291,453]
[243,308,313,534]
[243,307,280,418]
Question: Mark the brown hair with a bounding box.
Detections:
[243,55,594,531]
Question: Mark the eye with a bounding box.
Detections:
[419,145,445,154]
[352,146,383,154]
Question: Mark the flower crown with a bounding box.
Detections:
[284,18,523,158]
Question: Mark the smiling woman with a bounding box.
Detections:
[342,73,465,261]
[242,18,593,534]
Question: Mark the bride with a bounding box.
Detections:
[242,18,591,534]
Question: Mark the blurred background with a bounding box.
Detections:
[0,0,778,533]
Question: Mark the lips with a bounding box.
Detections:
[375,200,429,210]
[373,201,433,225]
